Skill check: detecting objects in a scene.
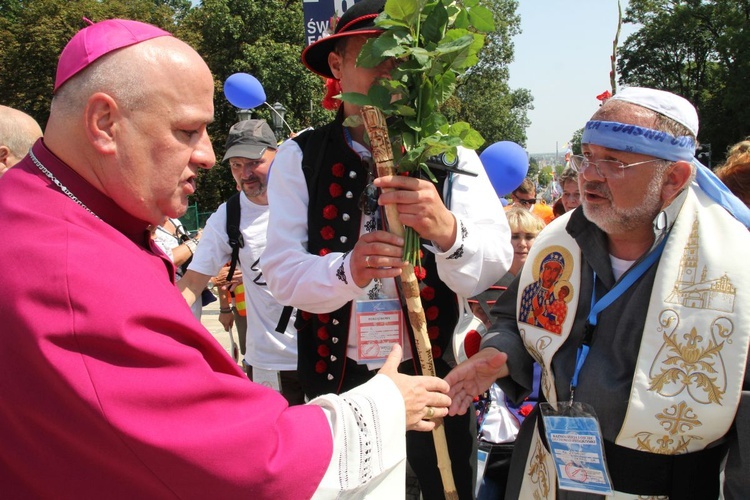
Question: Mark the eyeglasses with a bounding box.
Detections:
[569,154,663,179]
[513,196,536,207]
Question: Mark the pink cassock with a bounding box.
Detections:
[0,141,332,498]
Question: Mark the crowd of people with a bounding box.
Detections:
[1,0,749,498]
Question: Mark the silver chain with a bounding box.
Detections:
[29,149,100,219]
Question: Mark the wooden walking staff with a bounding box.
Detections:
[360,105,458,500]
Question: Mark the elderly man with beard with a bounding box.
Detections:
[446,87,750,499]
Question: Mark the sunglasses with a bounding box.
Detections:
[515,197,537,207]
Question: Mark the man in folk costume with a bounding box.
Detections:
[262,0,512,497]
[446,87,750,498]
[0,18,454,498]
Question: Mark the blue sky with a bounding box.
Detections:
[508,0,638,154]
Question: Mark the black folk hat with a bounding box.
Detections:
[301,0,386,79]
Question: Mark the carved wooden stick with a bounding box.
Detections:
[360,105,458,500]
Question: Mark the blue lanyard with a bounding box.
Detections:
[569,235,669,402]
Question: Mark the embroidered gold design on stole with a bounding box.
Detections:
[665,218,736,313]
[631,216,738,454]
[528,437,552,498]
[634,400,703,454]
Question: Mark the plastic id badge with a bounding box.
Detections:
[475,441,492,498]
[355,299,403,362]
[252,368,282,392]
[540,402,614,496]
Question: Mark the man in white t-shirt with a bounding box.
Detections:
[179,120,304,405]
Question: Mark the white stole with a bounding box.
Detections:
[516,186,750,499]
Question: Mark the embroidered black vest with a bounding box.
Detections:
[292,115,459,398]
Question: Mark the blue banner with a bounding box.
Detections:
[302,0,364,46]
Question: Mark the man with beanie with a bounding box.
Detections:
[262,0,512,497]
[446,87,750,498]
[179,119,305,406]
[0,18,454,497]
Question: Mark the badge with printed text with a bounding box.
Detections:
[540,402,614,496]
[355,299,403,362]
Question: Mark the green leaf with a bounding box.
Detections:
[368,84,394,110]
[432,70,456,104]
[453,8,469,29]
[339,92,372,107]
[460,128,485,150]
[419,162,439,183]
[435,32,473,56]
[342,115,363,128]
[463,0,479,7]
[373,32,409,59]
[384,0,419,25]
[421,0,448,44]
[422,112,448,136]
[468,6,495,33]
[394,104,417,117]
[404,117,422,132]
[357,38,388,68]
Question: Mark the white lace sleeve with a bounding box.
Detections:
[309,374,406,498]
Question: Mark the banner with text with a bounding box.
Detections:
[302,0,364,46]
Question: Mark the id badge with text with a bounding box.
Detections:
[540,401,614,496]
[355,299,402,362]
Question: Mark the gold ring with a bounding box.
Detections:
[365,255,371,268]
[425,406,435,419]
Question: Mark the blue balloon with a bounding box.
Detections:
[479,141,529,197]
[223,73,266,109]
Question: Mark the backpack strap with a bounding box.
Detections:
[225,192,243,282]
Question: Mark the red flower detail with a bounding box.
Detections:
[420,286,435,301]
[426,306,439,321]
[323,204,338,220]
[428,326,439,340]
[432,345,442,358]
[596,90,612,102]
[414,266,427,280]
[419,249,424,259]
[332,163,345,177]
[329,183,343,198]
[317,326,329,340]
[318,344,331,357]
[301,311,312,320]
[519,404,533,417]
[319,248,331,256]
[320,226,335,240]
[322,78,342,111]
[318,313,330,323]
[315,360,327,374]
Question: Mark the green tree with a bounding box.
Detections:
[618,0,750,164]
[0,0,185,128]
[443,0,533,149]
[570,127,584,155]
[179,0,335,212]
